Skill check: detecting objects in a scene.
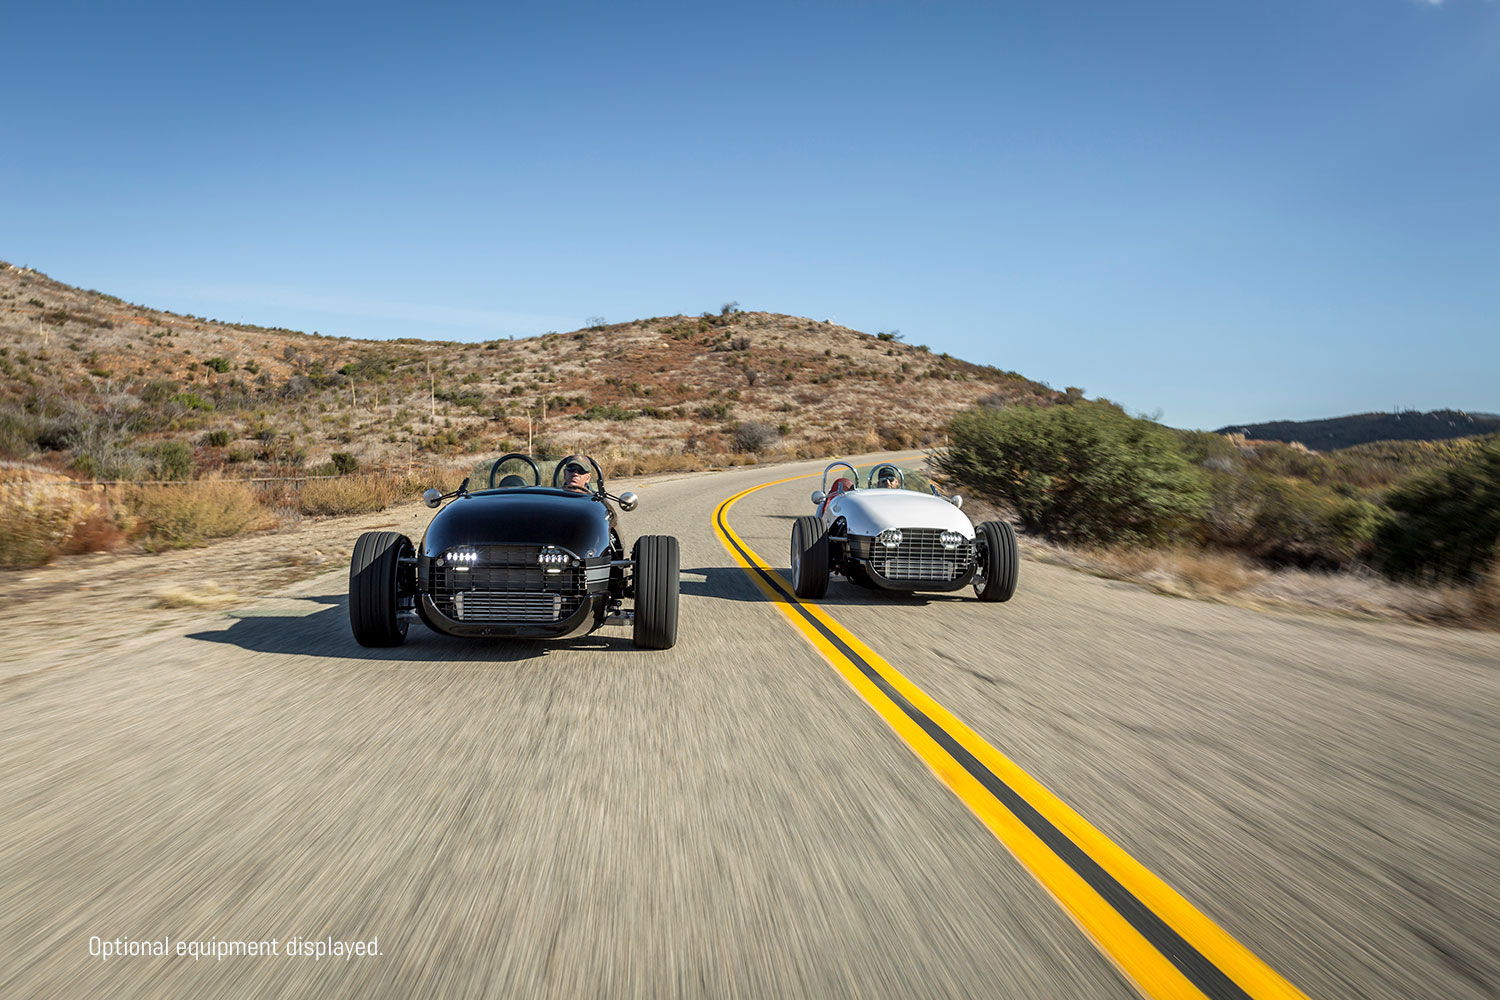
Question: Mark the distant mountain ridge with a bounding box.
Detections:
[1215,410,1500,451]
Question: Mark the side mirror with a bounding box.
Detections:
[423,488,443,509]
[950,494,964,508]
[811,489,826,505]
[617,491,639,512]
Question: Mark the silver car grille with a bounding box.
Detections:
[452,590,577,623]
[869,528,975,582]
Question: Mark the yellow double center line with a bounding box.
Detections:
[713,474,1309,1000]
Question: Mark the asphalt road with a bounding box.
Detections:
[2,454,1497,998]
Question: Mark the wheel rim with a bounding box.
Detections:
[792,536,803,587]
[973,541,987,594]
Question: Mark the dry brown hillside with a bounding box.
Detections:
[0,260,1056,479]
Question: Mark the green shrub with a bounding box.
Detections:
[938,402,1208,545]
[330,451,359,475]
[1376,441,1500,582]
[203,357,232,373]
[172,393,214,411]
[1202,472,1382,568]
[199,429,232,448]
[146,441,195,481]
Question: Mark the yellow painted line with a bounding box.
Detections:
[713,473,1309,1000]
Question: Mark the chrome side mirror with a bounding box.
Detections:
[423,488,443,509]
[811,489,826,505]
[950,494,964,508]
[617,491,639,512]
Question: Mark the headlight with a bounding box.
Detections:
[443,547,479,570]
[876,529,903,549]
[537,547,574,573]
[940,531,962,550]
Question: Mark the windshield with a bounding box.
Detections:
[861,464,933,493]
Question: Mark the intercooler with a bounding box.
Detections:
[865,528,975,583]
[453,591,580,623]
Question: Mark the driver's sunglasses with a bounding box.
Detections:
[565,465,587,475]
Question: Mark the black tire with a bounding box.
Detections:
[790,515,830,599]
[349,531,413,646]
[633,535,679,649]
[974,521,1018,603]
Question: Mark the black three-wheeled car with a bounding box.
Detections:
[348,453,679,649]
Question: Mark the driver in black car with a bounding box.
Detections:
[561,457,620,540]
[562,460,592,494]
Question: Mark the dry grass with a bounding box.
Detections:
[1083,546,1269,597]
[299,474,403,516]
[1024,535,1500,630]
[61,506,129,555]
[0,474,105,568]
[125,479,274,550]
[153,582,241,609]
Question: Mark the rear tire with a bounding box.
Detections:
[791,515,830,599]
[349,531,413,646]
[974,521,1018,603]
[633,535,679,649]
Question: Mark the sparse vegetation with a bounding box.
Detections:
[125,479,271,550]
[299,474,402,516]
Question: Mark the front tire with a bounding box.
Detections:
[974,521,1018,603]
[633,535,679,649]
[791,515,830,599]
[349,531,413,646]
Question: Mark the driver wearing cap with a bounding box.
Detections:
[562,460,592,494]
[874,465,901,488]
[560,456,620,537]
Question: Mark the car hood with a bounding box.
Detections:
[420,490,612,558]
[827,490,974,537]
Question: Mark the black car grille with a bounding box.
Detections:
[426,544,586,622]
[858,528,975,582]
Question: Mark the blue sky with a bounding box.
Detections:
[3,0,1496,429]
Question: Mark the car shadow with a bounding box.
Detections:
[186,594,650,661]
[680,566,975,608]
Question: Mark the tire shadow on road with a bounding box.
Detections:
[685,563,982,608]
[186,595,651,661]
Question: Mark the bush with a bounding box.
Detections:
[203,357,232,373]
[145,441,194,481]
[0,480,99,568]
[172,392,214,411]
[125,480,271,550]
[299,474,401,516]
[199,429,232,448]
[330,451,359,475]
[1202,472,1382,568]
[1376,441,1500,582]
[732,421,780,454]
[937,401,1208,545]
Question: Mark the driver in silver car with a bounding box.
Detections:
[873,465,901,488]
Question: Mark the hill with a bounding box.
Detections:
[0,261,1055,480]
[1214,410,1500,452]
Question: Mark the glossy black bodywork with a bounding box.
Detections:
[420,488,614,560]
[415,487,621,638]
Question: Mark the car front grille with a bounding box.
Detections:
[866,528,975,582]
[452,590,582,623]
[426,544,587,620]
